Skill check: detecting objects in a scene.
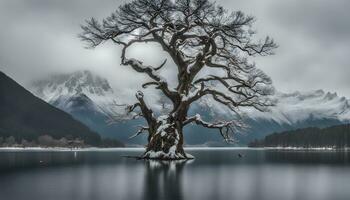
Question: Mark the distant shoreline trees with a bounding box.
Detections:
[249,124,350,148]
[0,135,124,148]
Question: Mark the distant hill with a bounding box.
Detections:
[249,124,350,148]
[0,71,107,146]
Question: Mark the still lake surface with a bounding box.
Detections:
[0,148,349,200]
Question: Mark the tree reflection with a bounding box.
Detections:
[142,159,192,200]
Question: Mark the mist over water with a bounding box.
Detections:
[0,148,349,200]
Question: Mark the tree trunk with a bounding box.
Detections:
[142,115,193,160]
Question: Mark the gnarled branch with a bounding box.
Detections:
[80,0,277,142]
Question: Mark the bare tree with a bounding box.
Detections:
[80,0,277,159]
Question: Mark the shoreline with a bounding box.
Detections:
[0,147,129,152]
[261,146,350,151]
[0,146,349,152]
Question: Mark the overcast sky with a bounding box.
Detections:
[1,0,350,97]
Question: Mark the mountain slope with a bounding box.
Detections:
[242,90,350,124]
[30,70,350,146]
[232,90,350,143]
[0,71,101,145]
[31,70,122,116]
[30,70,146,145]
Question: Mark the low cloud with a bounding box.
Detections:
[1,0,350,97]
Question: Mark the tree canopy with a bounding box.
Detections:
[80,0,277,159]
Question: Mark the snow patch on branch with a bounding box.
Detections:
[181,85,201,102]
[124,58,167,83]
[187,113,236,130]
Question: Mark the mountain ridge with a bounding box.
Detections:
[31,70,122,117]
[29,70,350,146]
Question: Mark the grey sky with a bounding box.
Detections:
[1,0,350,97]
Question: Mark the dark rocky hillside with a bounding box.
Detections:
[0,71,104,146]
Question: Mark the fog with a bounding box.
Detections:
[1,0,350,97]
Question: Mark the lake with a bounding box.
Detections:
[0,148,349,200]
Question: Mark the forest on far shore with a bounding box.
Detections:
[249,124,350,148]
[0,135,125,148]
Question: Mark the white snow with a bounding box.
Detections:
[29,70,125,117]
[143,148,178,159]
[143,145,193,159]
[144,115,191,159]
[124,58,168,83]
[181,85,201,101]
[185,153,194,159]
[156,115,173,137]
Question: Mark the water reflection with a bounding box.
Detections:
[143,160,190,200]
[0,149,350,200]
[264,150,350,165]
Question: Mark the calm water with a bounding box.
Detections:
[0,148,350,200]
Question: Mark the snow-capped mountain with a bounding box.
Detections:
[233,90,350,144]
[30,70,146,145]
[29,70,350,146]
[243,90,350,124]
[31,70,122,117]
